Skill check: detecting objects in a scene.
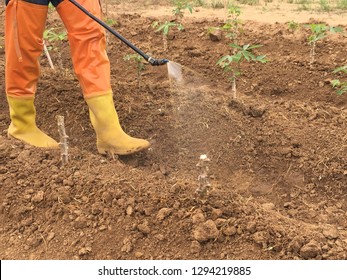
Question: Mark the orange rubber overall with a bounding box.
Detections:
[58,0,150,155]
[5,0,150,154]
[5,0,58,148]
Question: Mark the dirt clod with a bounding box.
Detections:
[300,240,321,259]
[193,220,220,242]
[156,208,173,221]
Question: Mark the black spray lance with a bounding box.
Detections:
[68,0,169,66]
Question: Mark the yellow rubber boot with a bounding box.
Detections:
[7,96,59,148]
[86,94,150,155]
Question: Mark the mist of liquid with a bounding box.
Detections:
[167,61,183,84]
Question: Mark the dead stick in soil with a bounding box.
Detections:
[57,115,69,165]
[43,42,55,70]
[196,154,211,198]
[105,0,108,18]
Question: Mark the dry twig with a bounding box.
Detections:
[57,115,69,165]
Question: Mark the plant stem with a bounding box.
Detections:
[309,41,316,68]
[137,68,142,89]
[57,51,63,70]
[163,34,168,51]
[232,74,237,99]
[196,154,211,198]
[57,115,69,165]
[43,42,55,70]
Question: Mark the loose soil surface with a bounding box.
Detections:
[0,2,346,260]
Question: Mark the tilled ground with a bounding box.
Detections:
[0,4,346,260]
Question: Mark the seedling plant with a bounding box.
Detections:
[217,44,268,98]
[123,54,146,88]
[48,2,54,11]
[152,21,184,51]
[207,5,243,45]
[105,18,118,26]
[306,23,343,68]
[196,154,211,198]
[210,0,226,9]
[44,28,67,43]
[223,5,242,43]
[331,65,347,95]
[172,0,193,22]
[287,20,300,32]
[43,28,67,70]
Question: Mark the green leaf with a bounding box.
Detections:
[229,43,242,50]
[178,24,185,31]
[330,26,344,33]
[242,51,256,61]
[243,44,250,50]
[247,44,263,50]
[216,55,232,66]
[222,22,232,30]
[331,79,341,87]
[105,18,117,26]
[338,88,347,95]
[233,52,243,63]
[315,33,326,41]
[243,51,251,61]
[256,55,268,63]
[152,21,159,28]
[333,65,347,74]
[234,70,241,76]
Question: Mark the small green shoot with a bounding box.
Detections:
[172,0,193,20]
[124,54,146,88]
[152,21,184,51]
[105,18,118,26]
[48,3,55,11]
[223,5,243,43]
[210,0,225,9]
[217,44,268,98]
[43,28,67,70]
[44,28,67,42]
[207,5,243,43]
[306,23,343,68]
[287,20,300,32]
[331,65,347,95]
[334,65,347,74]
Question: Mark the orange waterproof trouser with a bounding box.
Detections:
[5,0,48,98]
[5,0,112,98]
[57,0,112,98]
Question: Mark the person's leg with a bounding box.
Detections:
[56,0,150,155]
[5,0,58,148]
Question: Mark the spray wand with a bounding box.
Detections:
[68,0,169,66]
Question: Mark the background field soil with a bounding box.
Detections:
[0,1,347,260]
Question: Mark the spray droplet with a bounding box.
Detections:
[167,61,183,83]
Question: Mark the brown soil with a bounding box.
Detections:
[0,2,346,260]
